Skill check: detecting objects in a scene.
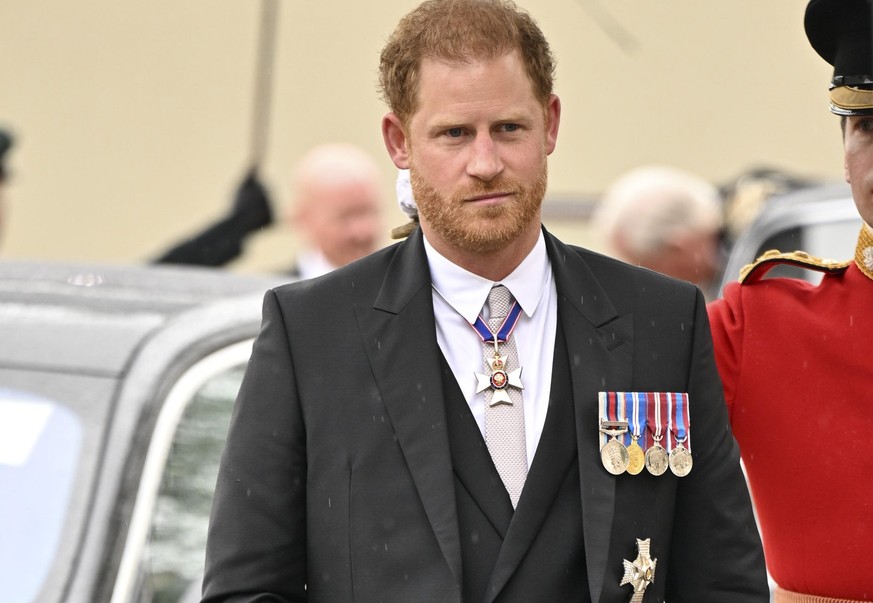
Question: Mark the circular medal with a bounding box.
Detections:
[626,441,645,475]
[601,438,629,475]
[645,443,669,476]
[669,444,693,477]
[490,370,508,389]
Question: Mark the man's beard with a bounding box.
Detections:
[409,161,548,254]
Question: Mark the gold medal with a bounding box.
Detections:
[626,437,645,475]
[668,441,693,477]
[645,440,669,476]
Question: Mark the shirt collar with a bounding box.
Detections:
[423,231,552,324]
[296,249,339,280]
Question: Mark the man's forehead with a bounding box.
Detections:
[413,53,538,113]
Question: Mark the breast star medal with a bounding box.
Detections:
[474,335,524,406]
[620,538,657,603]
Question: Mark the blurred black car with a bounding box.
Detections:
[0,262,284,603]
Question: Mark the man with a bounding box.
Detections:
[594,165,725,300]
[285,143,383,278]
[202,1,768,601]
[708,1,873,601]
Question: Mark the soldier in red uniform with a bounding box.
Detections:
[708,1,873,601]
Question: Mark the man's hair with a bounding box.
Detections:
[594,165,723,258]
[378,0,555,124]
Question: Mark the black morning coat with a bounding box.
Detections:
[202,227,769,603]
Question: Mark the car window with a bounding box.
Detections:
[110,341,253,603]
[0,391,83,603]
[141,363,244,603]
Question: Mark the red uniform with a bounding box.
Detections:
[708,226,873,600]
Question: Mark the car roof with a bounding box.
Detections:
[0,261,282,375]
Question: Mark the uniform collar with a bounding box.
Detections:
[854,222,873,282]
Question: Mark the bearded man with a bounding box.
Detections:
[201,1,768,601]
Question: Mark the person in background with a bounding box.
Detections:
[594,165,725,300]
[153,169,273,267]
[284,142,383,278]
[201,0,768,601]
[0,128,15,243]
[154,143,383,277]
[708,0,873,600]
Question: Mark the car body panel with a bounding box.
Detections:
[0,262,285,603]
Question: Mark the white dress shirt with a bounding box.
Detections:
[423,232,558,467]
[296,249,339,280]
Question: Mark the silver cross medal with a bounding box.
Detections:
[475,334,524,405]
[620,538,657,603]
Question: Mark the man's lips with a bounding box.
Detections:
[465,191,513,205]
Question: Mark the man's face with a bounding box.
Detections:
[388,50,559,256]
[844,115,873,226]
[308,181,381,268]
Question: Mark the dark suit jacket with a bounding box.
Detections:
[202,228,768,603]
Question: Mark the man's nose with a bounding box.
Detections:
[466,135,503,182]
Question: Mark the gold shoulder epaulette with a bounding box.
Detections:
[738,249,851,284]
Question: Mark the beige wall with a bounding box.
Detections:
[0,0,842,273]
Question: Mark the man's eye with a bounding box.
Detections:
[860,119,873,132]
[502,124,520,132]
[447,128,464,138]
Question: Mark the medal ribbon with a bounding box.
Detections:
[647,392,664,449]
[666,393,674,451]
[624,392,647,448]
[672,393,690,450]
[599,391,627,449]
[470,300,523,344]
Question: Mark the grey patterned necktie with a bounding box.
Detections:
[483,285,528,508]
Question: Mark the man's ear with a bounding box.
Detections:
[544,94,561,155]
[382,112,410,169]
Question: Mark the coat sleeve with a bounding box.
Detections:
[202,289,308,603]
[706,282,746,419]
[665,288,768,601]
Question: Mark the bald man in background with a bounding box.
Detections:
[286,143,383,278]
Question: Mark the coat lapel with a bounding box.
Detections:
[546,231,633,603]
[354,230,463,589]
